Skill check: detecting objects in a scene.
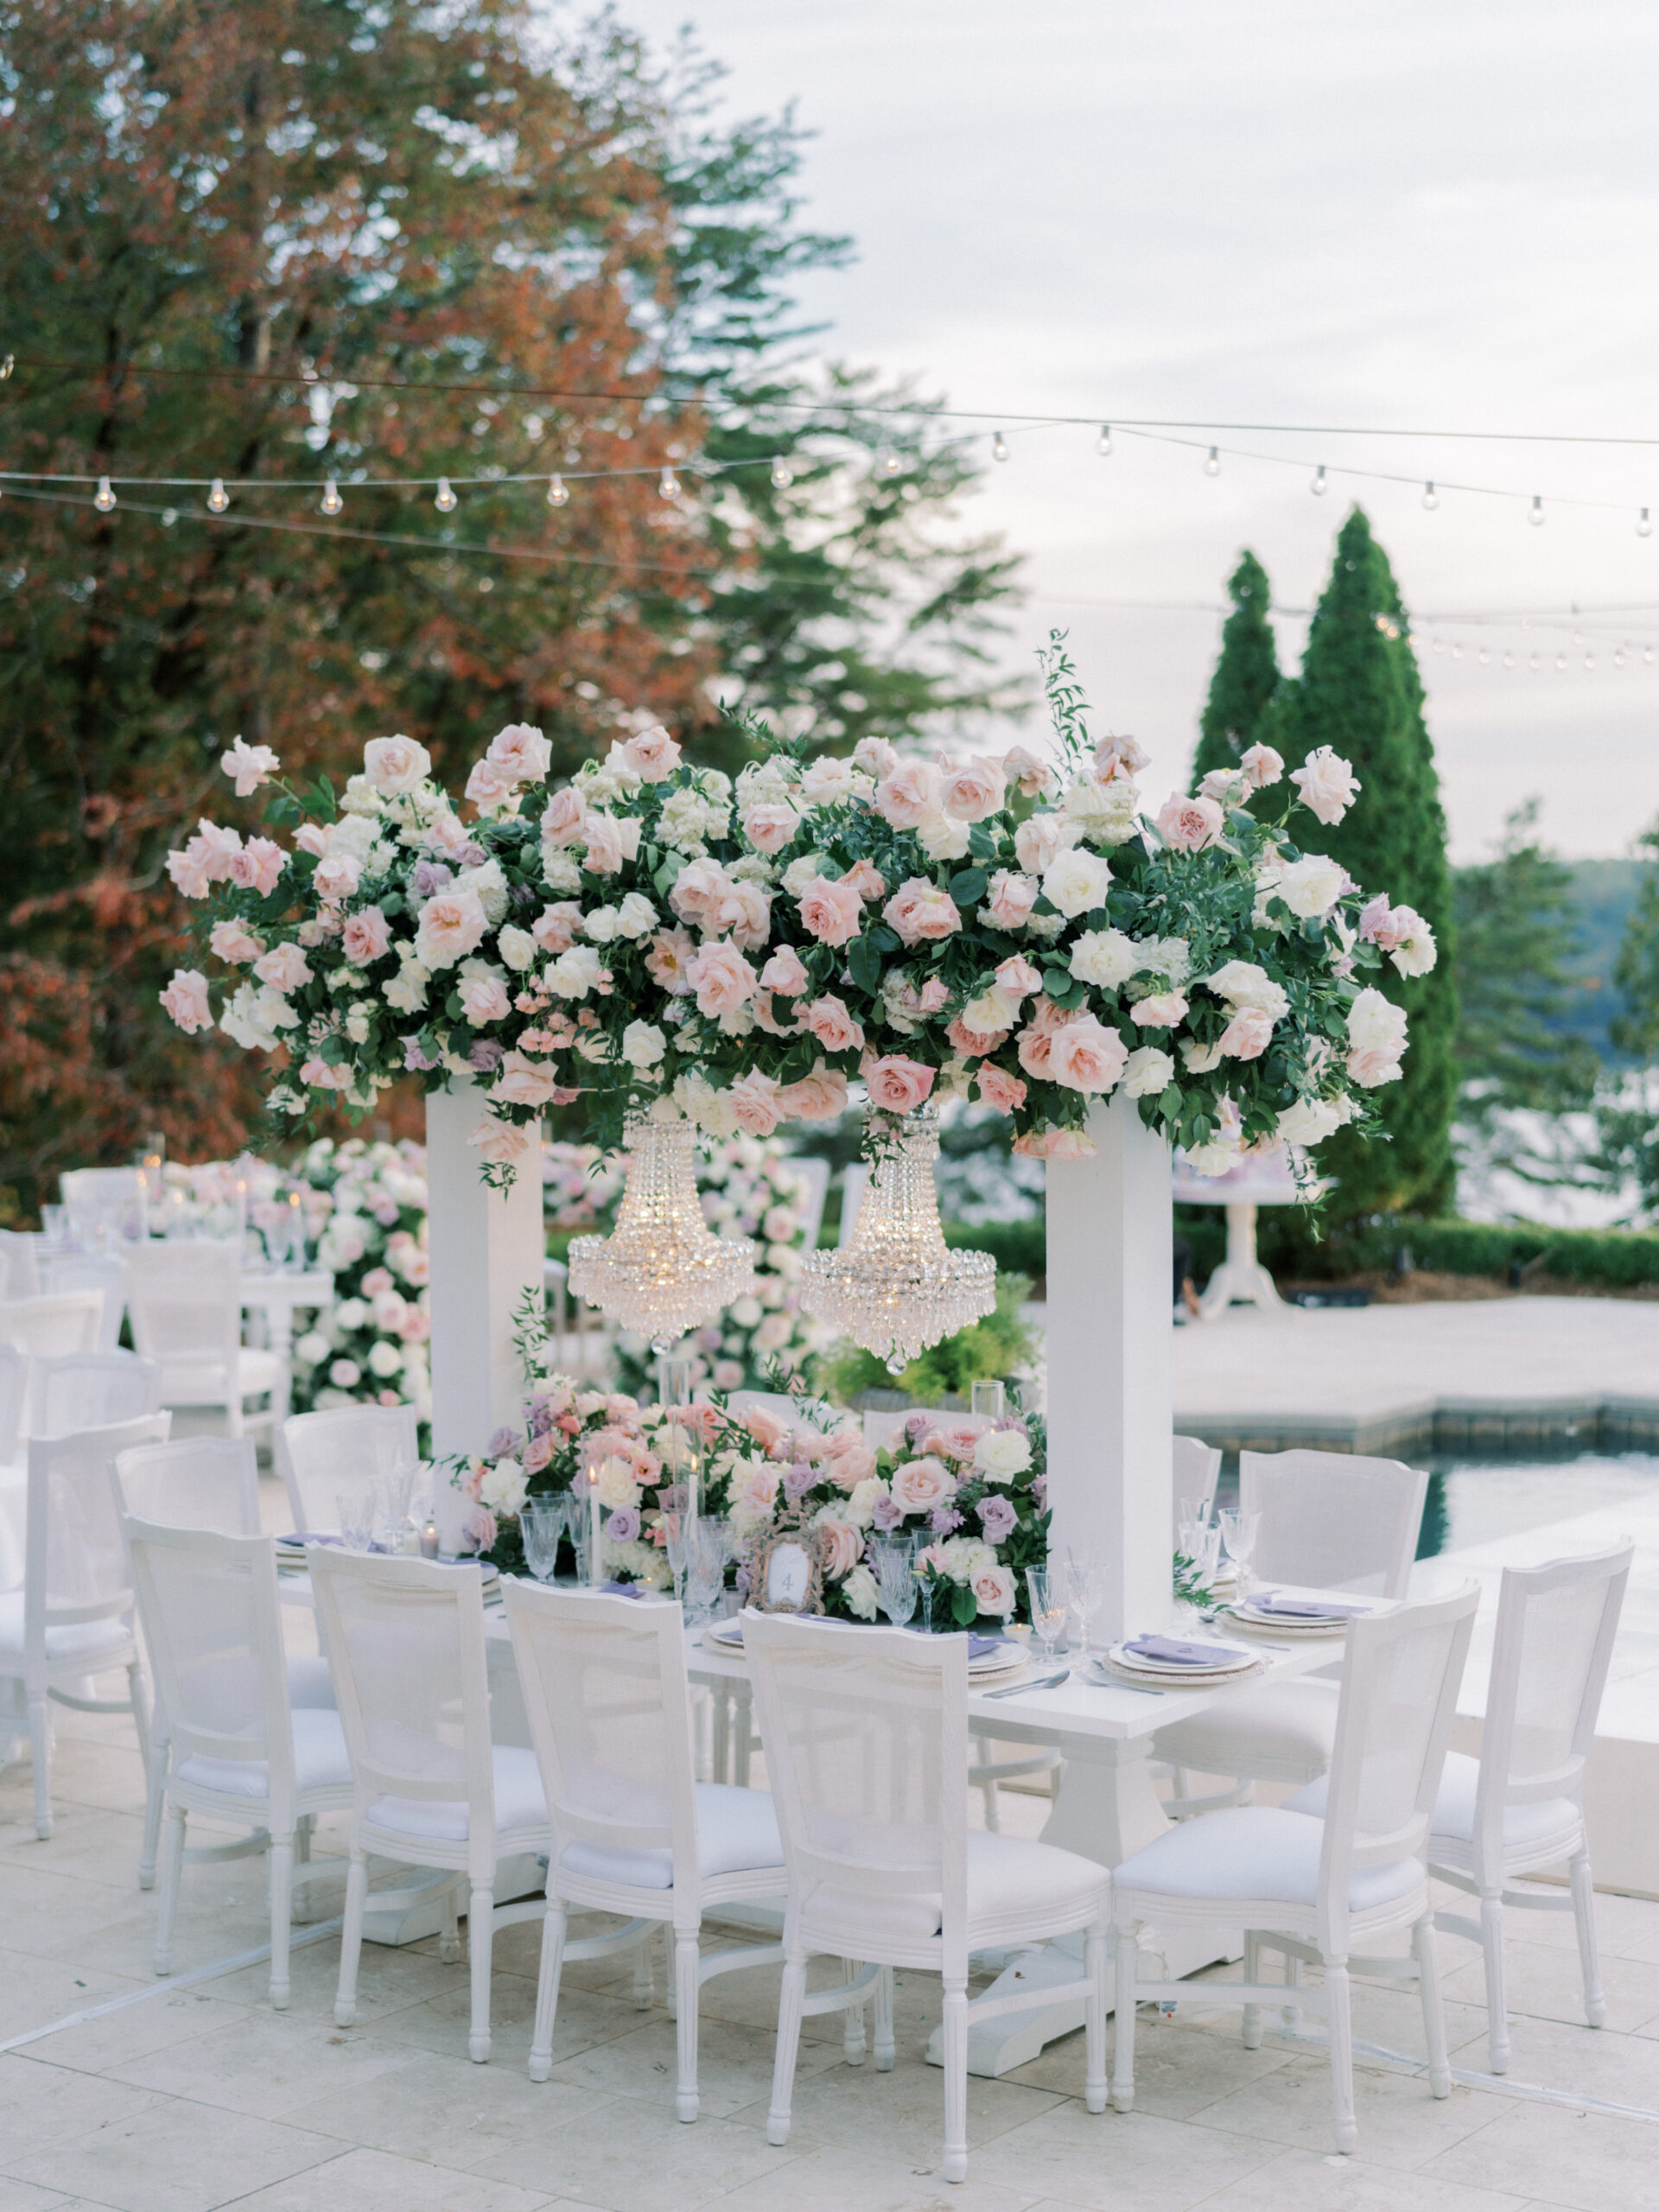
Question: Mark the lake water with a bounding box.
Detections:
[1415,1451,1659,1559]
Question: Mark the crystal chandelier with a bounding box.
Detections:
[801,1103,996,1374]
[568,1109,757,1352]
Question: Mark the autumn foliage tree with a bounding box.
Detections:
[0,0,1020,1214]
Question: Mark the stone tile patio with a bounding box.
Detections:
[3,1688,1658,2212]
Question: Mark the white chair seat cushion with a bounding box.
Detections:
[175,1707,352,1799]
[0,1592,131,1663]
[1113,1805,1423,1914]
[367,1744,548,1843]
[284,1655,336,1710]
[559,1783,785,1891]
[1286,1755,1581,1854]
[1152,1679,1339,1782]
[804,1829,1107,1948]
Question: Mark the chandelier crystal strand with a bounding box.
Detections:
[567,1107,757,1352]
[800,1103,996,1375]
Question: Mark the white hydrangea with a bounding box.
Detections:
[454,857,510,927]
[1064,773,1138,846]
[782,853,829,897]
[541,842,583,894]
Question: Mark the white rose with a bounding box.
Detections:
[973,1429,1031,1478]
[367,1338,404,1378]
[1289,747,1360,826]
[917,810,971,862]
[730,1295,763,1327]
[1347,986,1408,1054]
[344,1004,372,1045]
[843,1563,880,1621]
[1069,927,1141,989]
[295,1331,329,1365]
[1123,1046,1175,1096]
[334,1298,368,1331]
[1179,1037,1226,1074]
[1277,855,1345,919]
[383,969,429,1014]
[480,1457,529,1515]
[583,906,620,943]
[1041,847,1113,919]
[498,925,537,972]
[621,1020,665,1069]
[1388,907,1438,977]
[1276,1096,1344,1147]
[548,946,606,999]
[845,1477,887,1529]
[1204,960,1289,1020]
[963,984,1021,1034]
[454,858,510,927]
[801,756,860,806]
[614,891,658,939]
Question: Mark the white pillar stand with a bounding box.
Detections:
[1198,1199,1283,1319]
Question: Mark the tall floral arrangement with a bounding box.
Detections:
[284,1140,432,1423]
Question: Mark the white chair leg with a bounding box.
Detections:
[1242,1931,1262,2049]
[139,1726,168,1890]
[295,1814,312,1866]
[842,1957,867,2065]
[1281,1951,1303,2034]
[1111,1930,1138,2112]
[529,1897,567,2083]
[468,1885,493,2063]
[27,1691,51,1840]
[632,1927,656,2010]
[438,1877,461,1964]
[1570,1849,1606,2029]
[126,1658,153,1789]
[335,1848,368,2025]
[1325,1959,1357,2155]
[675,1932,701,2122]
[154,1803,187,1977]
[973,1737,1001,1833]
[767,1950,808,2146]
[268,1833,294,2011]
[1480,1891,1510,2075]
[942,1975,969,2184]
[1414,1914,1451,2097]
[1084,1925,1108,2114]
[874,1964,896,2072]
[662,1923,677,2020]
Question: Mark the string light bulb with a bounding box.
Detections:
[1451,642,1463,660]
[546,474,569,507]
[1096,425,1114,458]
[992,431,1010,462]
[207,478,229,514]
[94,476,116,512]
[1431,639,1445,656]
[1555,652,1567,671]
[1503,651,1515,669]
[1646,646,1656,664]
[1478,648,1490,665]
[1421,481,1439,511]
[878,449,901,477]
[658,466,680,500]
[769,459,793,490]
[1615,646,1627,667]
[1639,508,1653,538]
[1586,652,1596,670]
[434,477,456,512]
[1529,654,1541,672]
[1203,446,1221,476]
[320,478,342,516]
[1311,465,1328,496]
[1529,495,1545,526]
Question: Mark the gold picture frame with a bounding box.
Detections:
[748,1516,825,1615]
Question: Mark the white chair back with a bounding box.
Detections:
[1471,1541,1632,1872]
[60,1166,148,1245]
[40,1252,129,1352]
[0,1291,104,1363]
[308,1549,495,1876]
[505,1582,698,1889]
[837,1162,869,1248]
[1172,1434,1223,1535]
[1240,1448,1427,1599]
[1315,1584,1478,1954]
[124,1518,293,1798]
[114,1435,262,1535]
[283,1403,419,1532]
[0,1229,40,1300]
[124,1241,244,1383]
[35,1352,162,1436]
[26,1414,171,1649]
[745,1614,970,1971]
[0,1345,26,1465]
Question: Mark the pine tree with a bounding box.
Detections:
[1191,551,1281,789]
[1275,508,1459,1218]
[1610,819,1659,1063]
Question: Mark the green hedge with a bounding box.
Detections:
[944,1217,1046,1278]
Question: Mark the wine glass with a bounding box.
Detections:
[1218,1508,1261,1599]
[335,1488,375,1554]
[873,1538,918,1628]
[1062,1548,1105,1658]
[684,1517,731,1625]
[520,1499,564,1583]
[663,1504,691,1604]
[1025,1566,1071,1667]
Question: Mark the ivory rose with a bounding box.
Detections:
[209,919,264,964]
[1130,990,1188,1027]
[862,1054,937,1113]
[728,1070,785,1136]
[582,811,641,875]
[686,939,757,1017]
[486,722,552,781]
[1014,811,1072,876]
[983,870,1038,930]
[962,983,1021,1035]
[853,734,899,779]
[798,875,864,945]
[874,759,939,829]
[219,736,280,796]
[414,887,488,969]
[1069,927,1140,989]
[882,877,963,944]
[669,857,729,924]
[742,802,799,855]
[493,1051,562,1108]
[540,785,588,848]
[1277,854,1346,918]
[532,902,584,954]
[341,907,391,966]
[706,877,772,950]
[1048,1014,1129,1093]
[465,758,518,812]
[938,754,1006,821]
[253,941,311,993]
[976,1063,1027,1113]
[622,725,681,781]
[1205,960,1289,1019]
[802,755,860,805]
[777,1065,849,1121]
[1123,1045,1174,1096]
[1154,793,1225,851]
[1382,905,1437,976]
[364,734,433,794]
[1290,747,1360,825]
[890,1456,956,1514]
[1041,846,1112,918]
[760,945,810,996]
[803,995,865,1052]
[1346,987,1408,1086]
[160,969,213,1033]
[1218,1005,1276,1059]
[621,1020,665,1069]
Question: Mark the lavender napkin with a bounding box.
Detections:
[1254,1592,1370,1619]
[601,1580,645,1598]
[1123,1634,1248,1666]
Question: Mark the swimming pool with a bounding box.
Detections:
[1415,1450,1659,1559]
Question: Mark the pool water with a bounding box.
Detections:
[1415,1452,1659,1559]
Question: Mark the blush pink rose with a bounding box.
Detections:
[863,1054,936,1113]
[947,1015,1008,1058]
[686,938,758,1017]
[1014,996,1071,1078]
[778,1065,849,1121]
[341,906,391,965]
[984,870,1039,930]
[1048,1014,1129,1094]
[977,1063,1027,1113]
[798,875,865,946]
[707,878,772,950]
[817,1520,862,1580]
[532,901,585,954]
[414,887,488,969]
[1218,1005,1275,1059]
[468,1115,533,1166]
[582,812,639,875]
[486,722,552,781]
[938,753,1006,821]
[803,995,865,1052]
[363,734,432,793]
[228,837,285,894]
[994,955,1044,1001]
[521,1433,555,1474]
[1003,744,1055,798]
[1096,732,1149,776]
[882,877,962,945]
[1131,991,1189,1027]
[1240,742,1284,789]
[743,1407,790,1454]
[313,852,362,903]
[253,941,311,992]
[728,1071,785,1136]
[1348,1046,1403,1087]
[742,801,799,855]
[1012,1124,1098,1159]
[669,857,730,924]
[1014,812,1071,876]
[622,724,682,781]
[466,757,520,811]
[840,858,887,902]
[295,823,330,859]
[1154,793,1225,852]
[971,1562,1016,1616]
[493,1051,561,1108]
[824,1436,878,1490]
[890,1456,956,1514]
[209,920,263,964]
[760,945,810,996]
[457,967,512,1024]
[874,758,940,829]
[160,969,213,1033]
[1290,747,1360,825]
[645,926,697,994]
[541,785,588,847]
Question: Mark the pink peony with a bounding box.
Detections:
[729,1070,785,1136]
[874,758,940,829]
[939,753,1006,822]
[882,877,962,945]
[469,1115,533,1166]
[160,969,213,1033]
[1048,1014,1129,1093]
[1290,747,1360,825]
[645,926,697,995]
[798,875,865,946]
[839,858,887,902]
[760,945,810,996]
[541,785,588,847]
[1218,1005,1275,1060]
[976,1063,1027,1114]
[209,920,264,964]
[778,1065,849,1121]
[230,837,286,895]
[817,1520,862,1580]
[486,722,551,781]
[862,1054,936,1114]
[341,906,391,966]
[313,851,362,903]
[532,901,585,954]
[622,724,682,782]
[984,869,1039,930]
[1155,794,1225,852]
[803,995,865,1053]
[742,801,799,855]
[686,938,758,1017]
[363,734,432,794]
[890,1456,956,1514]
[253,941,311,993]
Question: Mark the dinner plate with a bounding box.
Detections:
[1098,1656,1264,1689]
[702,1618,1027,1675]
[1106,1637,1259,1679]
[1224,1605,1351,1639]
[275,1537,499,1585]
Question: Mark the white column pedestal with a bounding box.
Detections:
[1198,1200,1283,1318]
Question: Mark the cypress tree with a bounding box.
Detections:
[1192,551,1281,789]
[1277,509,1459,1218]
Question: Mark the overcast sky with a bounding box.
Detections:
[607,0,1659,861]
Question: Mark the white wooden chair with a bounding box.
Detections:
[505,1580,787,2116]
[125,1242,278,1440]
[283,1403,419,1534]
[0,1228,41,1300]
[35,1351,161,1435]
[746,1611,1109,2185]
[1153,1447,1427,1812]
[0,1294,105,1433]
[0,1412,169,1837]
[0,1345,27,1468]
[40,1252,130,1353]
[1113,1582,1478,2156]
[125,1518,353,2005]
[1171,1433,1223,1535]
[60,1165,148,1244]
[1290,1538,1632,2075]
[311,1548,550,2063]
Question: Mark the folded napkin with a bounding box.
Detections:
[1123,1634,1248,1667]
[601,1580,645,1598]
[1253,1592,1370,1619]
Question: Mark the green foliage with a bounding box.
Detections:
[820,1271,1036,1407]
[944,1217,1046,1278]
[1611,825,1659,1063]
[1272,510,1459,1218]
[1453,801,1600,1122]
[1255,1209,1659,1288]
[1191,551,1281,790]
